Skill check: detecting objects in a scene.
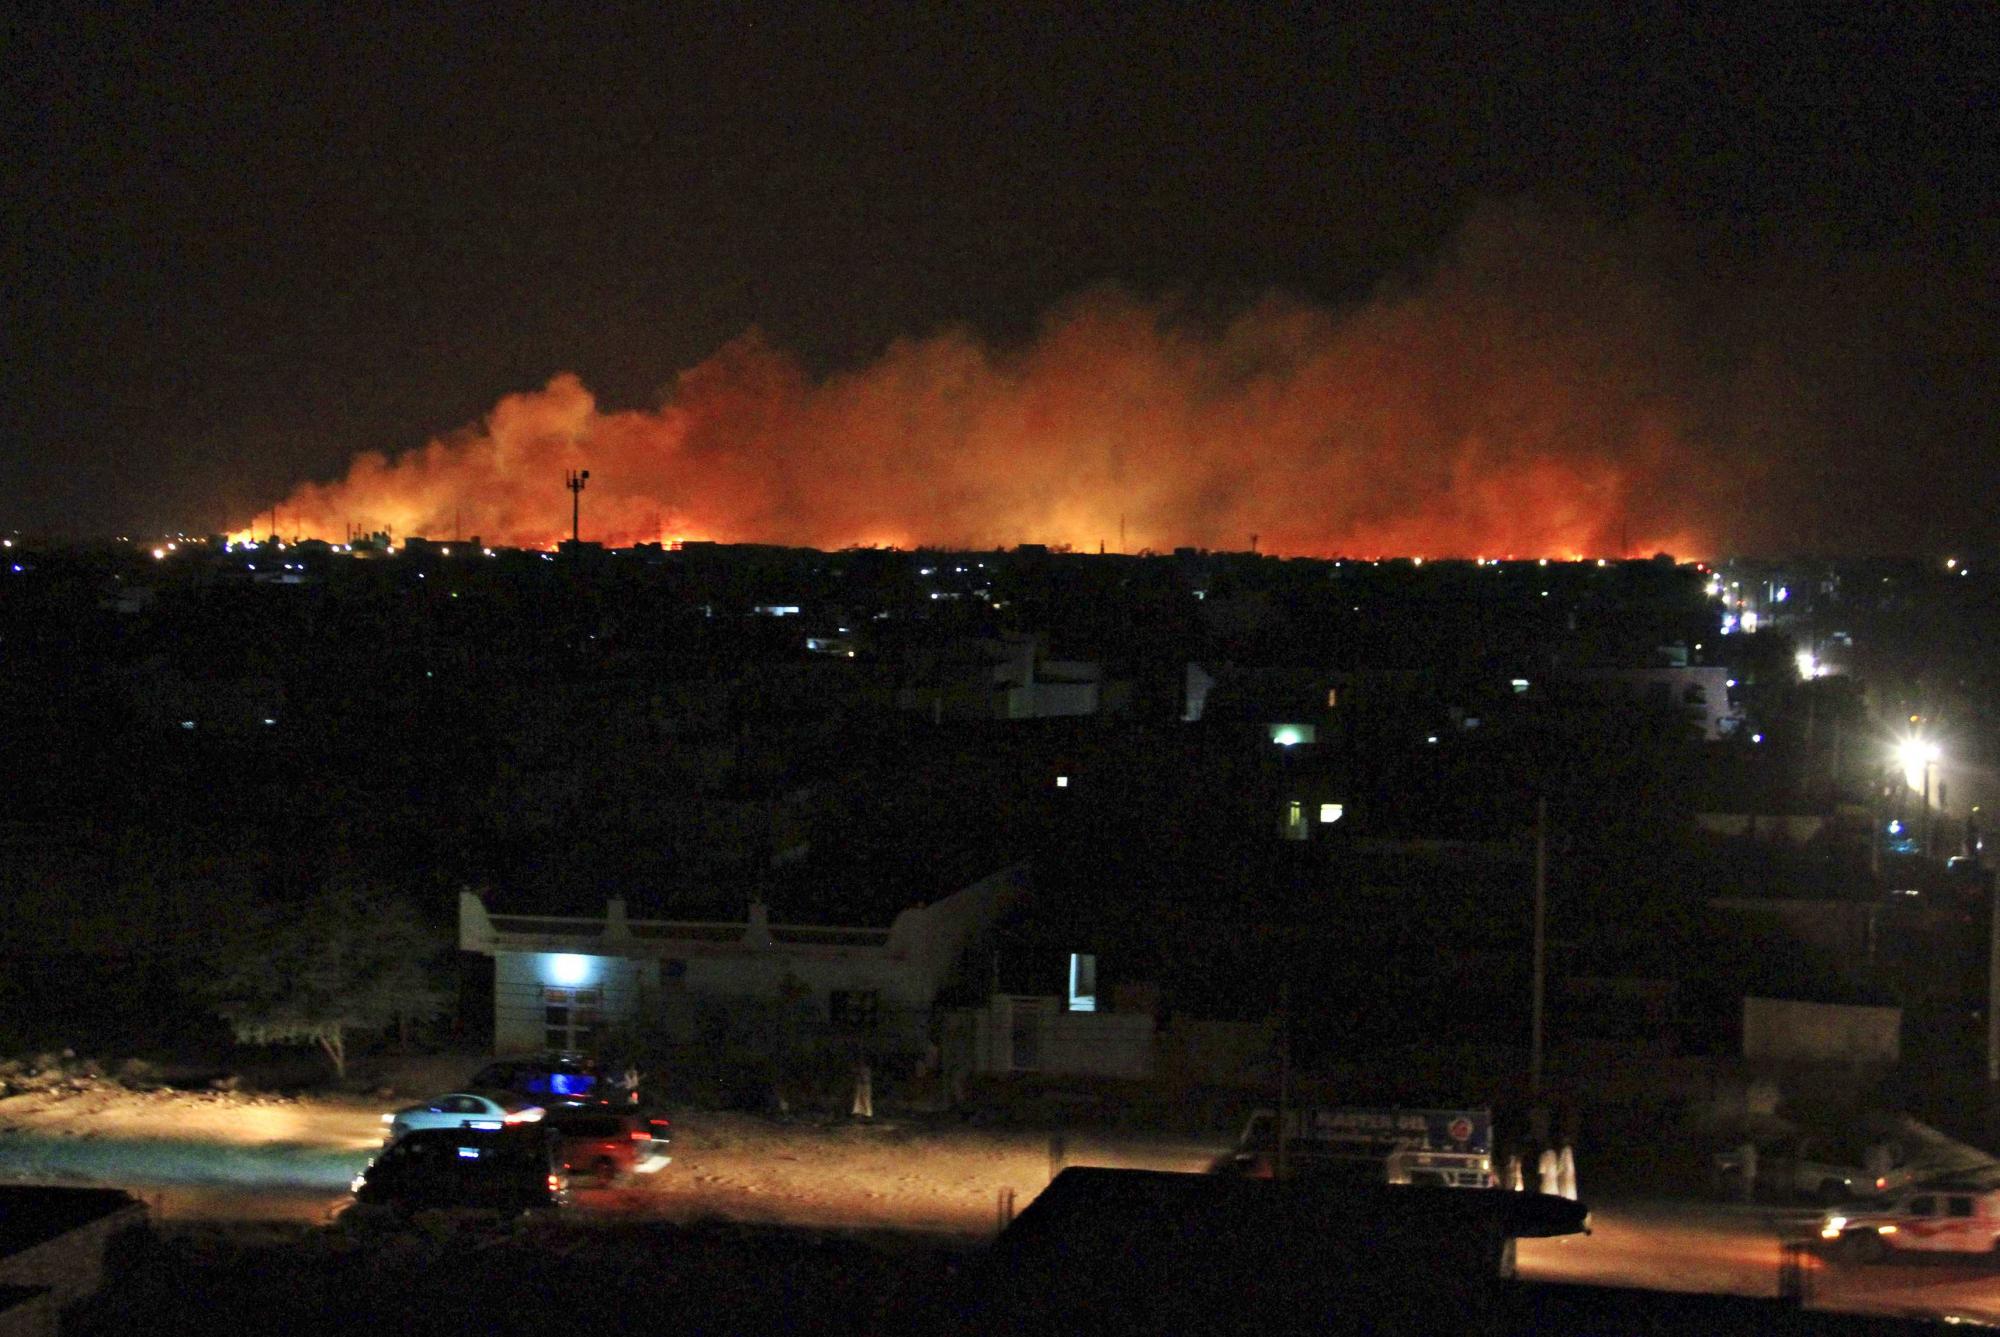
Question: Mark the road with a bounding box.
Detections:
[6,1090,2000,1322]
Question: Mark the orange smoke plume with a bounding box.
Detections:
[251,205,1731,559]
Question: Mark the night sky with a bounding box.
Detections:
[5,4,1996,553]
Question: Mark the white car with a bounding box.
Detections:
[1821,1186,2000,1261]
[383,1090,546,1142]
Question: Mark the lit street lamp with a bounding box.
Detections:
[1897,736,1942,860]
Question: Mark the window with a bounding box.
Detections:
[1068,953,1097,1013]
[1319,802,1344,824]
[1282,800,1307,840]
[1326,688,1338,708]
[1948,1196,1975,1218]
[1909,1195,1937,1217]
[543,986,603,1054]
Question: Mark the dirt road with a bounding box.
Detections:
[0,1085,1219,1234]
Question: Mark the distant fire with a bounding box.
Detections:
[242,207,1728,559]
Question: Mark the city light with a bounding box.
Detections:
[1898,736,1941,793]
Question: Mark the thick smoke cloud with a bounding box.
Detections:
[258,203,1752,558]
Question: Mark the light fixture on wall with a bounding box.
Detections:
[548,953,593,987]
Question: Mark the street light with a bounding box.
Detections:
[1897,736,1942,859]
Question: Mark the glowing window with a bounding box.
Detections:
[1319,803,1344,824]
[1056,775,1069,788]
[1269,724,1316,747]
[1067,954,1097,1013]
[1326,688,1338,708]
[1282,801,1307,841]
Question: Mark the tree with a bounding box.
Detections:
[206,875,446,1079]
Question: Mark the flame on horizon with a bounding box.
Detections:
[241,205,1737,560]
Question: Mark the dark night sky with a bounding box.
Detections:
[3,3,1996,549]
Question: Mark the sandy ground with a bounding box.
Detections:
[19,1084,2000,1322]
[0,1084,1224,1236]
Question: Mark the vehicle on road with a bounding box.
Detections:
[545,1107,673,1183]
[383,1090,546,1141]
[1821,1186,2000,1261]
[1220,1107,1495,1188]
[468,1057,616,1107]
[1714,1135,1909,1204]
[346,1125,571,1218]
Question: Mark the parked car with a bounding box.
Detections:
[545,1107,673,1183]
[383,1090,546,1141]
[1821,1185,2000,1261]
[346,1125,571,1218]
[1713,1136,1907,1204]
[467,1058,616,1107]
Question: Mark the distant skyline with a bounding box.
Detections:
[5,5,1996,554]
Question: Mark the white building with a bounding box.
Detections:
[459,866,1025,1056]
[1558,665,1740,740]
[895,634,1114,720]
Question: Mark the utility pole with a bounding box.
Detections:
[1922,761,1935,862]
[565,469,589,547]
[1276,977,1292,1182]
[1988,877,2000,1086]
[1530,796,1548,1100]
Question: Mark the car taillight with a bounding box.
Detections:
[647,1119,671,1134]
[630,1128,652,1141]
[548,1173,562,1192]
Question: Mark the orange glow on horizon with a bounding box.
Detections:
[232,210,1740,562]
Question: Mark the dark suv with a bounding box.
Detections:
[349,1125,572,1217]
[545,1108,673,1183]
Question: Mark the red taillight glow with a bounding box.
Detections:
[548,1173,562,1191]
[630,1129,651,1141]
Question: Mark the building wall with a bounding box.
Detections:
[0,1193,145,1313]
[1561,665,1737,740]
[958,997,1156,1080]
[0,1288,56,1337]
[493,951,657,1056]
[1742,995,1901,1064]
[1696,813,1827,843]
[1155,1017,1278,1089]
[470,867,1022,1058]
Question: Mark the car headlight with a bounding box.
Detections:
[381,1113,395,1124]
[1821,1215,1847,1239]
